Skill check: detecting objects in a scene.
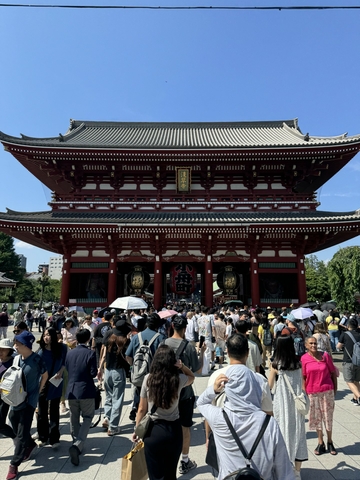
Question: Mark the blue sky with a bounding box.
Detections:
[1,0,360,271]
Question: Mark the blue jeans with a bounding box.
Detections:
[329,330,339,352]
[104,368,126,430]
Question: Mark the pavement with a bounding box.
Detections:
[1,331,360,479]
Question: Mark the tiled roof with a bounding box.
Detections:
[1,209,360,225]
[1,119,360,149]
[0,272,16,285]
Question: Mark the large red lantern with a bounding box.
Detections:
[170,264,197,295]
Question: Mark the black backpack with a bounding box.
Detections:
[222,411,270,480]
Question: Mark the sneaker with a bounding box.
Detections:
[107,426,121,436]
[294,470,301,480]
[69,445,80,466]
[350,398,359,405]
[129,409,137,422]
[37,440,48,447]
[31,432,39,440]
[179,459,197,475]
[102,418,109,429]
[6,465,18,480]
[23,443,37,461]
[51,443,60,449]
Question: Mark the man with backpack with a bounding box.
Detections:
[125,312,165,421]
[164,315,203,475]
[5,331,48,480]
[337,318,360,405]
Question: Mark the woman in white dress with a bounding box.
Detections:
[268,335,308,480]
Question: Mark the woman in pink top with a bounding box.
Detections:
[302,336,337,456]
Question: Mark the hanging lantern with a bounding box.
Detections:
[127,265,150,295]
[217,266,240,295]
[170,264,197,295]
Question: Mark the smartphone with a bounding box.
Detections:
[199,335,205,348]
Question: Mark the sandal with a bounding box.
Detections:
[327,442,337,455]
[314,443,326,455]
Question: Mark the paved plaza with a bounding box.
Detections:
[1,335,360,479]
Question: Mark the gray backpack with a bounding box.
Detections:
[131,332,160,387]
[0,355,27,406]
[345,331,360,367]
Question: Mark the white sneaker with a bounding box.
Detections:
[294,470,301,480]
[31,432,39,440]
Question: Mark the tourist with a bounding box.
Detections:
[82,314,97,340]
[234,320,261,373]
[313,322,332,356]
[125,313,165,421]
[25,310,34,332]
[36,327,67,448]
[97,319,131,436]
[164,315,203,475]
[214,312,226,368]
[0,308,9,339]
[66,329,97,466]
[61,318,78,350]
[258,316,274,369]
[133,345,194,480]
[6,332,48,480]
[326,310,340,353]
[197,364,295,480]
[268,336,307,479]
[302,336,337,455]
[337,318,360,405]
[0,339,16,440]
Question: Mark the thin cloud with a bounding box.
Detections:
[348,163,360,172]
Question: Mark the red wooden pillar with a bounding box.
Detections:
[154,256,162,310]
[251,257,260,307]
[297,256,307,305]
[60,253,71,306]
[205,255,213,307]
[108,256,117,304]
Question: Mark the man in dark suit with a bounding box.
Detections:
[65,329,97,466]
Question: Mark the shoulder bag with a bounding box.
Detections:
[283,372,309,416]
[134,404,157,439]
[222,410,270,480]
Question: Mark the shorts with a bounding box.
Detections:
[178,396,195,428]
[215,340,226,357]
[343,362,360,383]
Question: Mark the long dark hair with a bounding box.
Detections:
[272,336,301,371]
[147,345,180,409]
[106,333,128,355]
[40,327,62,359]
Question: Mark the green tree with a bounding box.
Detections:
[305,254,331,303]
[33,278,61,305]
[0,233,24,281]
[14,279,35,303]
[327,246,360,311]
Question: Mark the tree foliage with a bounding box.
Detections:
[327,246,360,311]
[305,254,331,303]
[0,233,24,281]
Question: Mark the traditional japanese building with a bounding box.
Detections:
[1,119,360,310]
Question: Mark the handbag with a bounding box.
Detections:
[283,372,310,416]
[134,404,157,439]
[222,410,270,480]
[121,441,148,480]
[205,431,219,472]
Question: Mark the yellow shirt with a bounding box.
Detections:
[326,316,340,331]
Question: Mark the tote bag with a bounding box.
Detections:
[121,441,148,480]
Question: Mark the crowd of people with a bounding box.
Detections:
[0,301,358,480]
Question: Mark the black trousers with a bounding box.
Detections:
[0,400,15,439]
[37,396,61,445]
[9,404,36,466]
[144,419,182,480]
